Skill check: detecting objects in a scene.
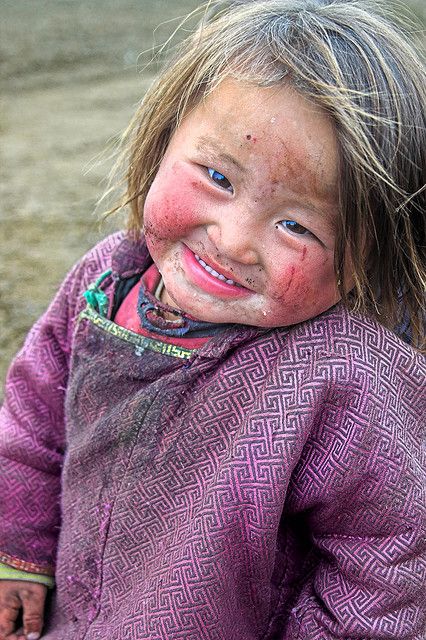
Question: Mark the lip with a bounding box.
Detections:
[182,245,252,299]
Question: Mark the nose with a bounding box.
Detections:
[205,207,260,265]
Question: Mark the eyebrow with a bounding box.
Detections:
[196,136,246,173]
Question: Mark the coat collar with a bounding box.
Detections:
[111,233,152,280]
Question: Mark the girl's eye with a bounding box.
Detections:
[207,167,233,193]
[279,220,311,236]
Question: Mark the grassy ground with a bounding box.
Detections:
[0,0,424,396]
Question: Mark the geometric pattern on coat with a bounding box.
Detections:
[0,233,425,639]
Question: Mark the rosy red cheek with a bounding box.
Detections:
[269,265,301,301]
[271,264,321,306]
[144,174,201,239]
[284,266,295,293]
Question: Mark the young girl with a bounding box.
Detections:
[0,0,425,638]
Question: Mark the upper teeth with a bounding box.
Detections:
[195,255,236,285]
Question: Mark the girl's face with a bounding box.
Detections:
[143,79,346,327]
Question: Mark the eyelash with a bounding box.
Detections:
[207,167,234,193]
[278,220,311,236]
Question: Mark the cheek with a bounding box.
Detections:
[268,252,337,307]
[143,170,201,242]
[275,265,312,300]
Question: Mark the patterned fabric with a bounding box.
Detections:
[0,232,425,640]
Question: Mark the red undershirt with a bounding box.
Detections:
[114,264,211,349]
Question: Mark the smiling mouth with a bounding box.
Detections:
[182,245,251,299]
[194,254,240,286]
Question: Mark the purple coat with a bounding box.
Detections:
[0,233,425,639]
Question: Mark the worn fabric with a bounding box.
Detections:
[0,232,425,640]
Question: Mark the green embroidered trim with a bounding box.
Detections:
[79,307,194,360]
[0,562,54,588]
[83,269,112,317]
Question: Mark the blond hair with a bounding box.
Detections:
[111,0,425,349]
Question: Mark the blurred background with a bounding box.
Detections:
[0,0,425,395]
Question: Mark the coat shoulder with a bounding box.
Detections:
[281,304,424,376]
[75,231,126,278]
[268,305,425,422]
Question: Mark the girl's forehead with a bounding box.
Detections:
[202,79,336,143]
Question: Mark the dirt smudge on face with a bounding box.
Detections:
[284,266,295,293]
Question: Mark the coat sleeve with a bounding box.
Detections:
[283,342,426,640]
[0,234,120,576]
[0,259,88,576]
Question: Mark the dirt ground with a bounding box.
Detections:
[0,0,424,396]
[0,0,199,396]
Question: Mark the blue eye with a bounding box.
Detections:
[207,167,233,193]
[280,220,310,235]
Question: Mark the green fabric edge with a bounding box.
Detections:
[79,306,195,360]
[0,562,54,588]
